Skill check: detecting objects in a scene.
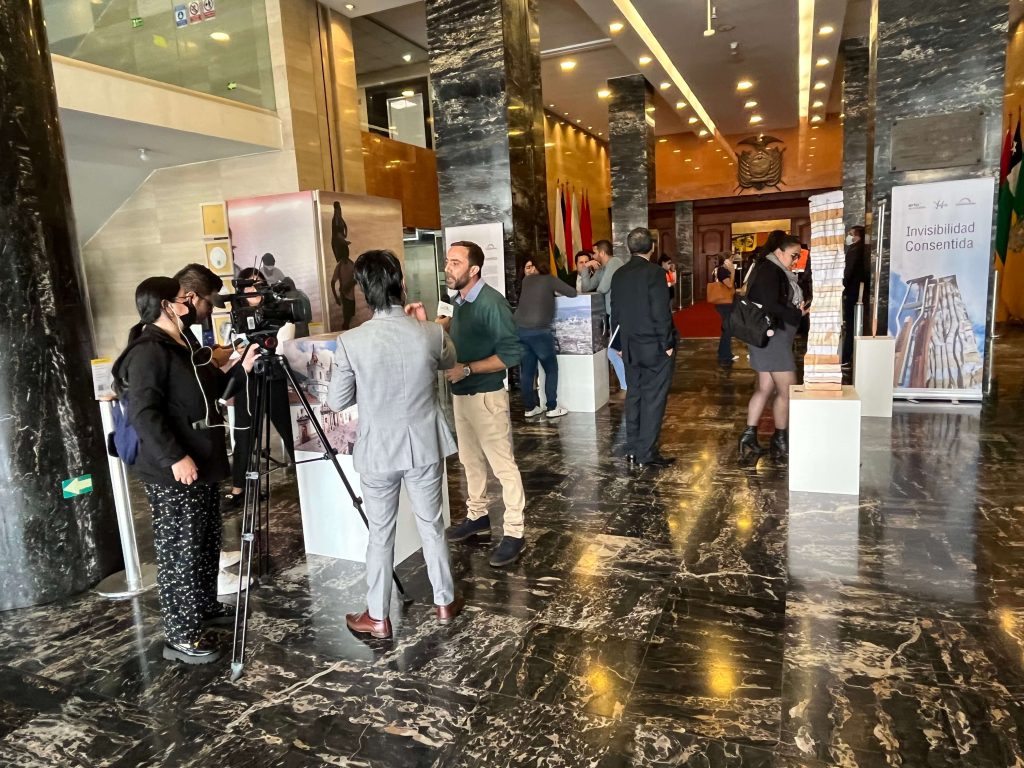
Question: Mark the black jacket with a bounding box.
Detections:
[609,255,678,366]
[113,325,237,485]
[844,241,867,291]
[747,259,802,328]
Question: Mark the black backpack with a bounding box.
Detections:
[730,264,772,348]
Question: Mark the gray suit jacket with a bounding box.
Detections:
[326,306,458,474]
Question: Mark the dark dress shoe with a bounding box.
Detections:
[346,610,393,639]
[163,634,224,665]
[436,596,465,624]
[448,515,492,543]
[489,536,526,567]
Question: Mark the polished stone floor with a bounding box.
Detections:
[4,331,1024,766]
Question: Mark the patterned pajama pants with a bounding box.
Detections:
[144,482,222,645]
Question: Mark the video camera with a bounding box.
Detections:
[222,278,312,349]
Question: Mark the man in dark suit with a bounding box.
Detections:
[610,227,678,469]
[842,225,867,365]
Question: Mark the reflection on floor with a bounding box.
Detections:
[3,332,1024,766]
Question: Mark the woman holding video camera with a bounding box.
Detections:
[225,268,297,507]
[112,276,258,664]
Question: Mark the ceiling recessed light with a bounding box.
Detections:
[548,104,555,108]
[560,59,577,71]
[810,115,822,123]
[401,89,415,97]
[598,132,603,136]
[819,24,835,36]
[597,89,611,99]
[816,56,830,67]
[673,149,681,153]
[688,116,699,124]
[694,166,701,170]
[588,125,593,129]
[813,81,826,90]
[638,55,652,65]
[812,99,824,108]
[576,118,582,123]
[736,79,753,91]
[744,100,758,109]
[675,101,687,109]
[209,31,230,42]
[684,158,692,162]
[812,125,820,130]
[750,114,763,124]
[402,53,412,62]
[659,82,671,90]
[564,112,569,116]
[715,148,722,152]
[609,21,624,32]
[659,138,668,143]
[344,2,355,9]
[698,129,708,136]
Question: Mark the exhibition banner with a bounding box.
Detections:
[888,177,995,400]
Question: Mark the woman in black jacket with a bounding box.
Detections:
[112,277,256,664]
[739,235,808,462]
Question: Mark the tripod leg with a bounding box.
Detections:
[231,369,268,681]
[277,358,409,600]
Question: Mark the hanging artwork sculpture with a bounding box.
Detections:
[736,134,785,192]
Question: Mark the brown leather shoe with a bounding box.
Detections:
[436,596,465,624]
[346,610,392,638]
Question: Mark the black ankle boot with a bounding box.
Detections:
[770,429,789,461]
[738,426,763,460]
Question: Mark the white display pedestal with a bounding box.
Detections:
[854,336,896,418]
[294,450,450,565]
[789,385,861,495]
[537,350,610,413]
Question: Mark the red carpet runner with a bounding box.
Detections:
[673,302,723,339]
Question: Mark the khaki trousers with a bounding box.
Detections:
[452,389,526,538]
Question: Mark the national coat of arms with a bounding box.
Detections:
[736,134,785,192]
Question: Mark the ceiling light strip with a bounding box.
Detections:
[798,0,815,118]
[608,0,733,157]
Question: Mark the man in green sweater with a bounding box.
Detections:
[440,241,527,567]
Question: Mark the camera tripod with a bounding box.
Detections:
[228,337,408,682]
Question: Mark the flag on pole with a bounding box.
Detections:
[996,122,1019,263]
[571,190,583,258]
[1001,115,1024,321]
[548,219,558,277]
[580,191,593,252]
[562,184,573,266]
[553,184,567,274]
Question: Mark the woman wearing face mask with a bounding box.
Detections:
[224,268,297,509]
[738,235,809,462]
[112,277,258,664]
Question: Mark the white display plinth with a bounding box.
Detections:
[854,337,896,418]
[536,350,610,413]
[789,385,861,495]
[294,449,450,565]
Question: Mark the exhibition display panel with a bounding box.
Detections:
[537,293,610,412]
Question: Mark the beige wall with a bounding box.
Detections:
[82,0,370,357]
[544,116,612,243]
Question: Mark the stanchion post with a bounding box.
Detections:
[95,398,154,598]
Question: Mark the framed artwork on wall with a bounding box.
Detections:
[206,241,233,276]
[201,202,229,239]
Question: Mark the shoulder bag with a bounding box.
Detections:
[729,264,772,348]
[707,271,734,305]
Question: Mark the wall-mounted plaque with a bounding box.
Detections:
[890,109,986,172]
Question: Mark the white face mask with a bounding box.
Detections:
[845,235,855,247]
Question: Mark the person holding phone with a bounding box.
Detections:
[112,277,258,664]
[738,235,810,462]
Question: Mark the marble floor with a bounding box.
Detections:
[4,331,1024,767]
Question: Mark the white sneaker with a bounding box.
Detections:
[219,550,241,570]
[546,406,568,418]
[217,570,251,596]
[525,406,545,417]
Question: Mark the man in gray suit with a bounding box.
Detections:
[327,250,461,639]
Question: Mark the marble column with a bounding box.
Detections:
[425,0,548,303]
[841,39,870,233]
[675,201,694,307]
[608,74,655,259]
[0,0,120,610]
[868,0,1007,334]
